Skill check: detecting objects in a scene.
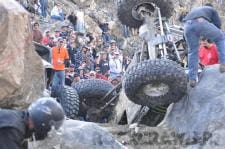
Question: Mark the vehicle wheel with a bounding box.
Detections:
[117,0,174,28]
[124,59,187,107]
[58,86,80,119]
[72,79,115,122]
[51,85,62,98]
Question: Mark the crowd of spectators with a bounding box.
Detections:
[23,0,131,88]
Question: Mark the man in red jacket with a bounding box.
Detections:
[199,37,219,66]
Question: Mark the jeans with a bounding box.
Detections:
[102,32,111,44]
[184,18,225,80]
[110,72,120,78]
[51,13,64,21]
[123,25,130,38]
[51,70,65,97]
[40,0,47,17]
[76,20,85,34]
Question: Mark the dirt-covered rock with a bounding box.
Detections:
[0,0,44,108]
[160,64,225,148]
[30,120,126,149]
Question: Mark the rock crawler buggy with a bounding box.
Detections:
[114,0,188,126]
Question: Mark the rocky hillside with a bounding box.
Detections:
[56,0,225,53]
[173,0,225,29]
[67,0,225,31]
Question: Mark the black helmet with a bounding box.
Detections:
[28,97,65,140]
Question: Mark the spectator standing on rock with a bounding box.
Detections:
[51,38,70,97]
[33,0,40,15]
[199,37,219,66]
[110,40,121,54]
[65,66,74,86]
[95,67,108,80]
[53,30,60,42]
[32,22,43,43]
[51,3,64,21]
[79,61,89,79]
[183,4,225,87]
[67,11,77,31]
[67,35,77,66]
[74,47,83,72]
[76,11,85,34]
[109,40,122,60]
[39,0,48,18]
[60,25,69,39]
[99,52,110,75]
[81,46,95,71]
[109,51,122,78]
[99,22,111,45]
[0,97,65,149]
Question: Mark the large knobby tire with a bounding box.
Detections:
[124,59,187,107]
[73,79,114,102]
[117,0,174,28]
[72,79,115,122]
[58,86,80,119]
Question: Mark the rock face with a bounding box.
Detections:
[161,65,225,148]
[31,120,126,149]
[0,0,44,108]
[173,0,225,30]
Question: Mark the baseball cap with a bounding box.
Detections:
[114,51,120,55]
[58,37,64,42]
[95,67,101,72]
[110,40,116,44]
[90,71,96,74]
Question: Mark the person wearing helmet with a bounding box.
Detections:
[0,97,65,149]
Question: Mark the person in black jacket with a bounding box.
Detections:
[99,52,110,75]
[183,4,225,87]
[0,97,65,149]
[99,22,111,45]
[67,12,77,31]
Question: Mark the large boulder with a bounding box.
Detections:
[161,64,225,148]
[31,120,126,149]
[0,0,44,108]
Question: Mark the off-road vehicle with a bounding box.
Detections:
[115,0,187,126]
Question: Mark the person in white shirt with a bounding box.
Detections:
[76,11,86,34]
[51,3,64,21]
[109,51,122,78]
